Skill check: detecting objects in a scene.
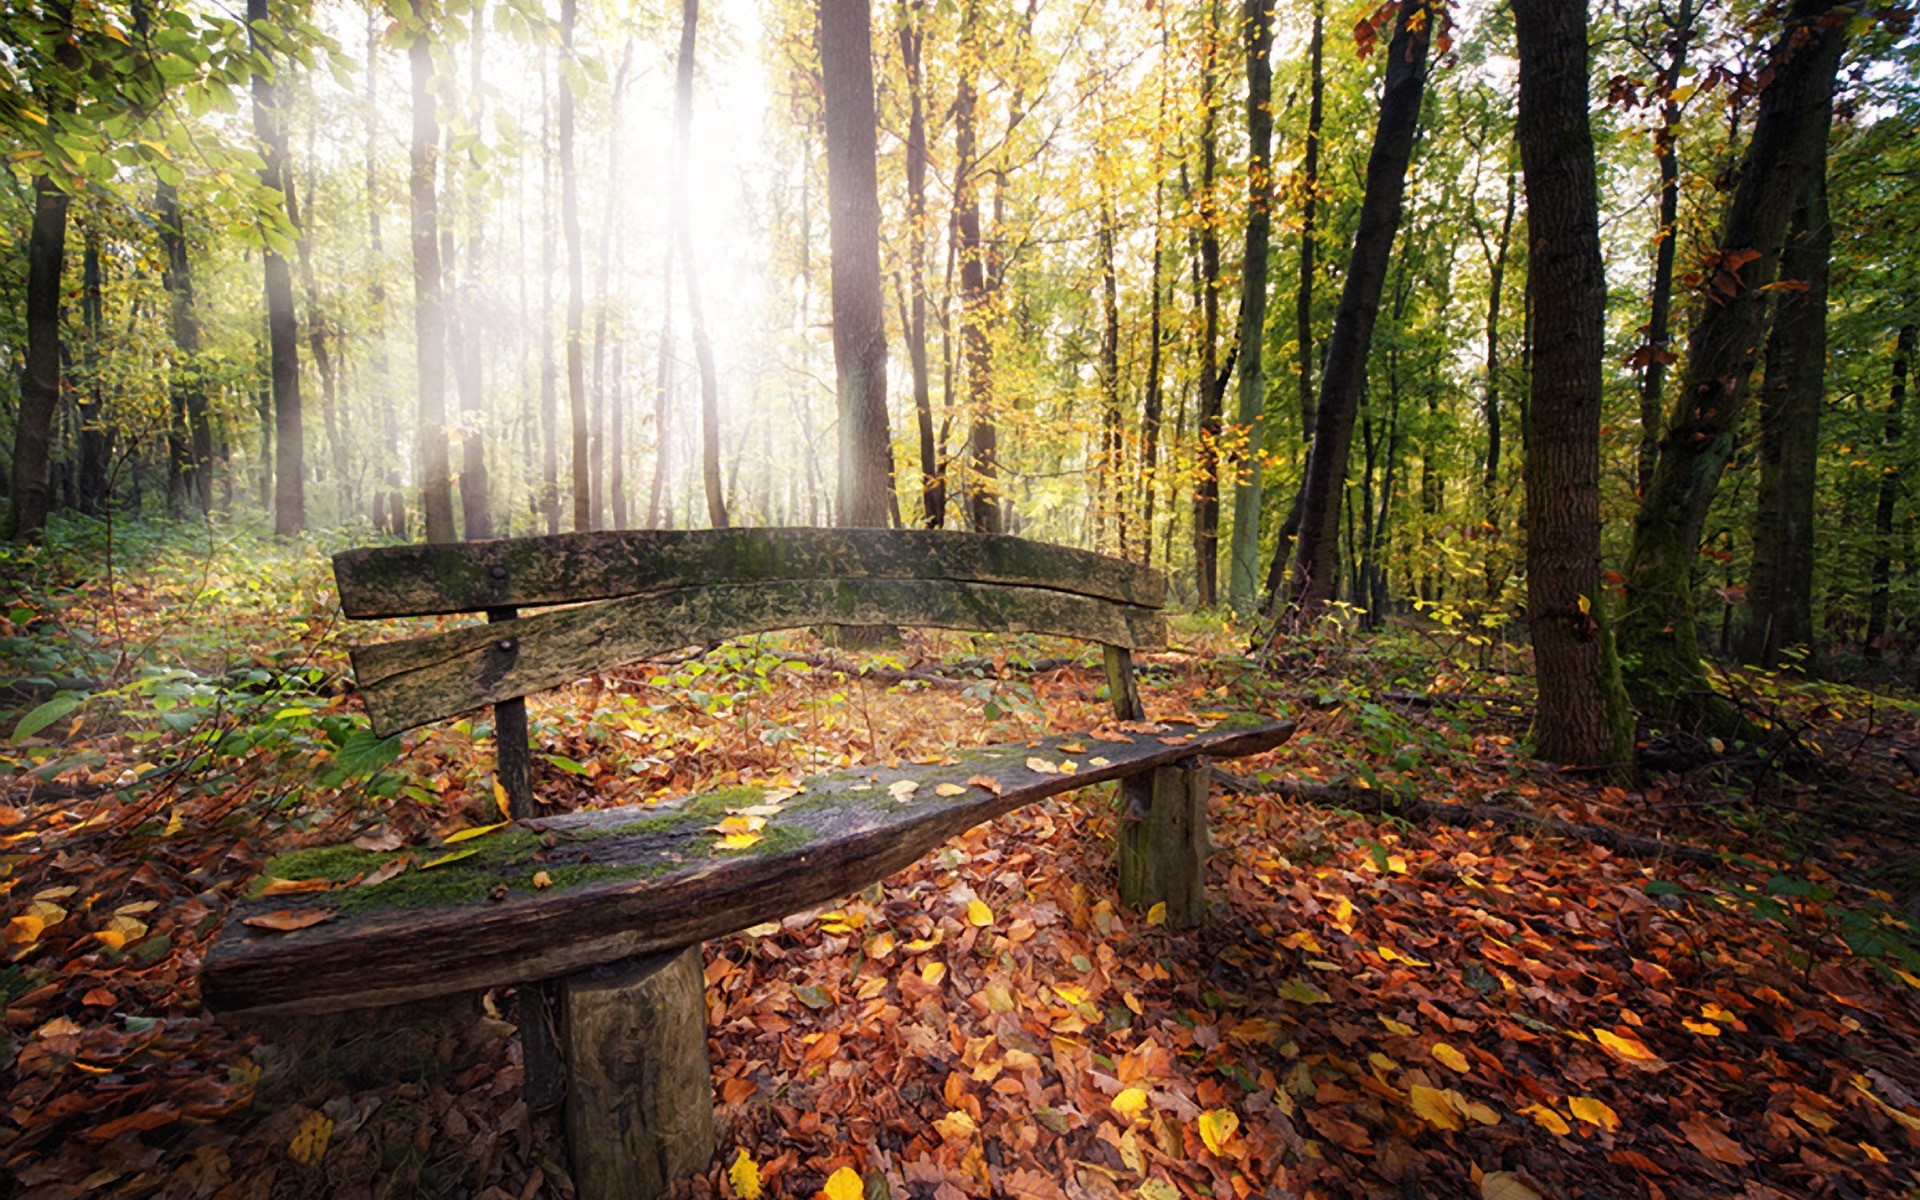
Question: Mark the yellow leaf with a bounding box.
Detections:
[1282,930,1324,953]
[288,1109,333,1165]
[419,848,479,870]
[713,815,766,836]
[164,809,184,837]
[717,831,764,851]
[1681,1018,1720,1036]
[1380,1017,1415,1036]
[1112,1087,1150,1121]
[1700,1002,1737,1022]
[966,899,993,927]
[1593,1027,1662,1066]
[6,913,45,946]
[1196,1108,1239,1155]
[1026,757,1059,774]
[1517,1103,1570,1136]
[1378,945,1431,966]
[1567,1096,1619,1131]
[532,871,553,889]
[888,779,919,800]
[1860,1142,1888,1163]
[934,782,968,797]
[443,821,509,844]
[729,1148,763,1200]
[920,961,947,985]
[1431,1043,1471,1074]
[1479,1170,1545,1200]
[93,915,148,951]
[1330,896,1354,931]
[1894,970,1920,990]
[1146,901,1167,926]
[1386,854,1408,874]
[1451,1092,1500,1126]
[1409,1085,1462,1131]
[822,1166,865,1200]
[935,1108,978,1139]
[493,778,510,819]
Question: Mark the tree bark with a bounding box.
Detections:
[561,0,591,531]
[409,0,456,543]
[1637,0,1695,500]
[1294,0,1324,441]
[1736,178,1828,668]
[1866,323,1913,660]
[1511,0,1634,768]
[157,180,211,515]
[540,41,560,536]
[1618,0,1846,730]
[1191,0,1225,606]
[1287,0,1430,615]
[1141,172,1166,568]
[77,225,110,516]
[1225,0,1276,613]
[671,0,727,529]
[898,0,942,527]
[820,0,894,530]
[1097,198,1123,554]
[954,11,997,534]
[251,0,305,537]
[454,4,493,541]
[293,130,348,515]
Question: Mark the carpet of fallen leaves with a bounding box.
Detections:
[6,530,1920,1199]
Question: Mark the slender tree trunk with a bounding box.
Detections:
[1637,0,1695,499]
[77,226,110,516]
[540,42,560,535]
[1295,0,1324,441]
[251,0,305,537]
[1097,197,1123,553]
[157,180,211,515]
[1618,0,1846,730]
[1192,0,1225,605]
[597,45,633,531]
[561,0,592,531]
[1480,172,1514,503]
[899,0,942,527]
[671,0,727,528]
[954,15,997,534]
[1866,324,1913,660]
[294,132,348,512]
[1141,178,1166,568]
[1512,0,1634,767]
[408,0,457,543]
[365,8,398,531]
[1226,0,1276,612]
[454,3,492,540]
[1737,178,1828,668]
[1287,0,1430,615]
[610,336,627,529]
[648,263,674,530]
[820,0,894,530]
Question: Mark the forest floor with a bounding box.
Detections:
[5,520,1920,1200]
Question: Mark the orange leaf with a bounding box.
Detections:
[243,909,337,933]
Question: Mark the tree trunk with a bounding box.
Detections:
[251,0,305,537]
[454,5,493,541]
[1141,176,1166,568]
[1637,0,1695,500]
[1225,0,1276,613]
[954,15,997,534]
[294,130,348,515]
[1736,178,1828,668]
[672,0,727,529]
[1294,0,1324,441]
[157,180,211,515]
[1511,0,1634,768]
[77,225,110,516]
[1097,198,1123,554]
[1191,0,1225,606]
[1617,0,1846,730]
[648,264,674,531]
[561,0,591,531]
[409,0,456,544]
[540,41,560,536]
[898,0,942,527]
[1287,0,1430,615]
[820,0,894,530]
[1866,323,1913,660]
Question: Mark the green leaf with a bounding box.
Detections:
[12,693,84,741]
[333,730,401,776]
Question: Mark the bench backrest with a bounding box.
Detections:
[335,528,1167,737]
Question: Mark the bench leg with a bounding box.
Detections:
[1118,762,1209,929]
[558,944,716,1200]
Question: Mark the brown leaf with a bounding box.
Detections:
[1680,1114,1752,1165]
[243,909,337,933]
[966,774,1002,796]
[257,876,331,896]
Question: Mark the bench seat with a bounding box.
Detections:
[202,714,1292,1018]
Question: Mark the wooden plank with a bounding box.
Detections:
[1118,763,1210,928]
[351,578,1169,736]
[201,716,1293,1017]
[334,527,1166,618]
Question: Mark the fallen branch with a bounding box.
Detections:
[1212,769,1722,866]
[778,652,970,690]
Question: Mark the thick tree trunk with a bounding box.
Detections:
[1737,180,1828,668]
[1225,0,1276,613]
[898,1,942,527]
[561,0,591,531]
[954,31,997,534]
[409,0,456,544]
[1511,0,1634,768]
[1287,0,1430,615]
[1295,0,1324,441]
[1191,0,1225,606]
[671,0,727,529]
[1637,0,1695,500]
[251,0,305,537]
[1866,323,1913,660]
[820,0,894,530]
[1618,0,1846,730]
[157,180,211,515]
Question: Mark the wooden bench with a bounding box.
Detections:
[201,528,1293,1198]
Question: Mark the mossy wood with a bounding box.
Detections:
[352,578,1169,736]
[201,716,1292,1017]
[1118,764,1210,928]
[334,527,1166,617]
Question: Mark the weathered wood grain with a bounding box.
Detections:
[351,578,1169,736]
[560,946,714,1200]
[334,527,1166,617]
[202,717,1293,1017]
[1118,764,1210,928]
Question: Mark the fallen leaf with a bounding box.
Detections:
[729,1148,763,1200]
[1431,1043,1471,1074]
[1026,757,1059,774]
[532,870,553,889]
[1479,1170,1545,1200]
[1680,1114,1752,1164]
[1112,1087,1149,1121]
[934,782,968,797]
[1568,1096,1619,1131]
[93,915,148,951]
[935,1108,978,1139]
[966,774,1002,795]
[888,779,919,800]
[967,899,994,927]
[1594,1027,1663,1067]
[1517,1103,1570,1136]
[360,857,409,887]
[1409,1085,1462,1131]
[1146,901,1167,927]
[823,1167,865,1200]
[352,830,404,852]
[717,831,765,850]
[288,1110,333,1165]
[443,820,509,844]
[419,848,479,869]
[920,961,947,985]
[81,987,115,1007]
[1380,1016,1415,1036]
[259,876,332,896]
[1196,1108,1238,1155]
[244,909,337,933]
[1277,977,1331,1004]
